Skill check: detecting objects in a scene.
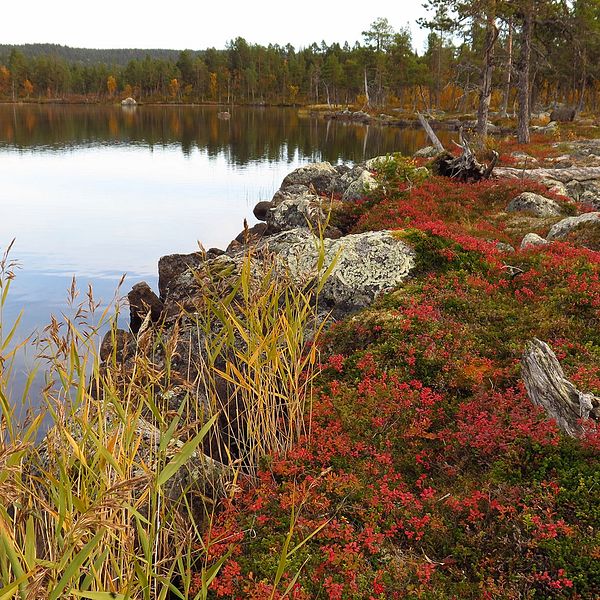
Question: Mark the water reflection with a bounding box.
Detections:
[0,104,451,409]
[0,104,447,164]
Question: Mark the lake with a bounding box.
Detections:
[0,104,445,405]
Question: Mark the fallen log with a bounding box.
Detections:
[522,339,600,437]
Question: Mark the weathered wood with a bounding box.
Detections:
[522,339,600,437]
[417,112,445,154]
[419,116,498,182]
[495,166,600,184]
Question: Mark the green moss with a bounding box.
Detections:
[394,228,488,275]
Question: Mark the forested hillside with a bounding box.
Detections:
[0,44,190,66]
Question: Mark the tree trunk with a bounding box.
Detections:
[363,68,370,108]
[477,5,499,136]
[501,16,513,118]
[577,51,587,113]
[517,3,534,144]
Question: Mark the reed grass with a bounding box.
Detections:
[191,236,334,473]
[0,231,333,598]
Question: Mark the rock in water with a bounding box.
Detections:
[522,339,600,437]
[128,282,164,334]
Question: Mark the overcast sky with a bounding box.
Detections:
[5,1,431,52]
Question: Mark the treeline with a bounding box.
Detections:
[0,1,599,141]
[0,44,187,66]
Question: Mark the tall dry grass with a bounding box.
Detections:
[0,232,333,598]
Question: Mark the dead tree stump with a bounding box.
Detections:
[522,339,600,437]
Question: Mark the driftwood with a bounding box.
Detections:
[418,113,498,182]
[417,112,445,154]
[495,166,600,184]
[522,339,600,437]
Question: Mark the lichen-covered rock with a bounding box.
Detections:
[507,192,563,218]
[510,152,538,165]
[546,212,600,240]
[520,233,550,250]
[280,162,340,195]
[496,242,515,253]
[267,190,325,232]
[342,170,379,202]
[264,229,415,310]
[413,146,440,158]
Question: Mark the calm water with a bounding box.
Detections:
[0,104,443,405]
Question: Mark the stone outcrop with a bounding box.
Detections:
[342,169,379,202]
[546,212,600,241]
[550,107,576,122]
[507,192,564,218]
[280,162,341,195]
[265,229,415,310]
[252,159,383,234]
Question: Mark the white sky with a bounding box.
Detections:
[5,0,430,52]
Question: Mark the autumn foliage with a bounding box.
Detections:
[190,152,600,598]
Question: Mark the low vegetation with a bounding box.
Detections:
[1,139,600,598]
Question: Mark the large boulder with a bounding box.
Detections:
[265,229,415,310]
[546,212,600,240]
[506,192,564,218]
[550,107,576,122]
[158,252,204,300]
[280,162,340,195]
[267,189,325,232]
[162,229,416,316]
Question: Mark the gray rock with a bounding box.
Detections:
[507,192,563,218]
[547,212,600,240]
[511,152,538,164]
[542,179,569,198]
[267,190,325,232]
[520,233,550,250]
[264,229,415,310]
[281,162,340,195]
[580,189,600,209]
[496,242,515,253]
[550,107,576,122]
[342,170,379,202]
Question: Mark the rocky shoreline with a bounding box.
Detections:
[109,140,600,439]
